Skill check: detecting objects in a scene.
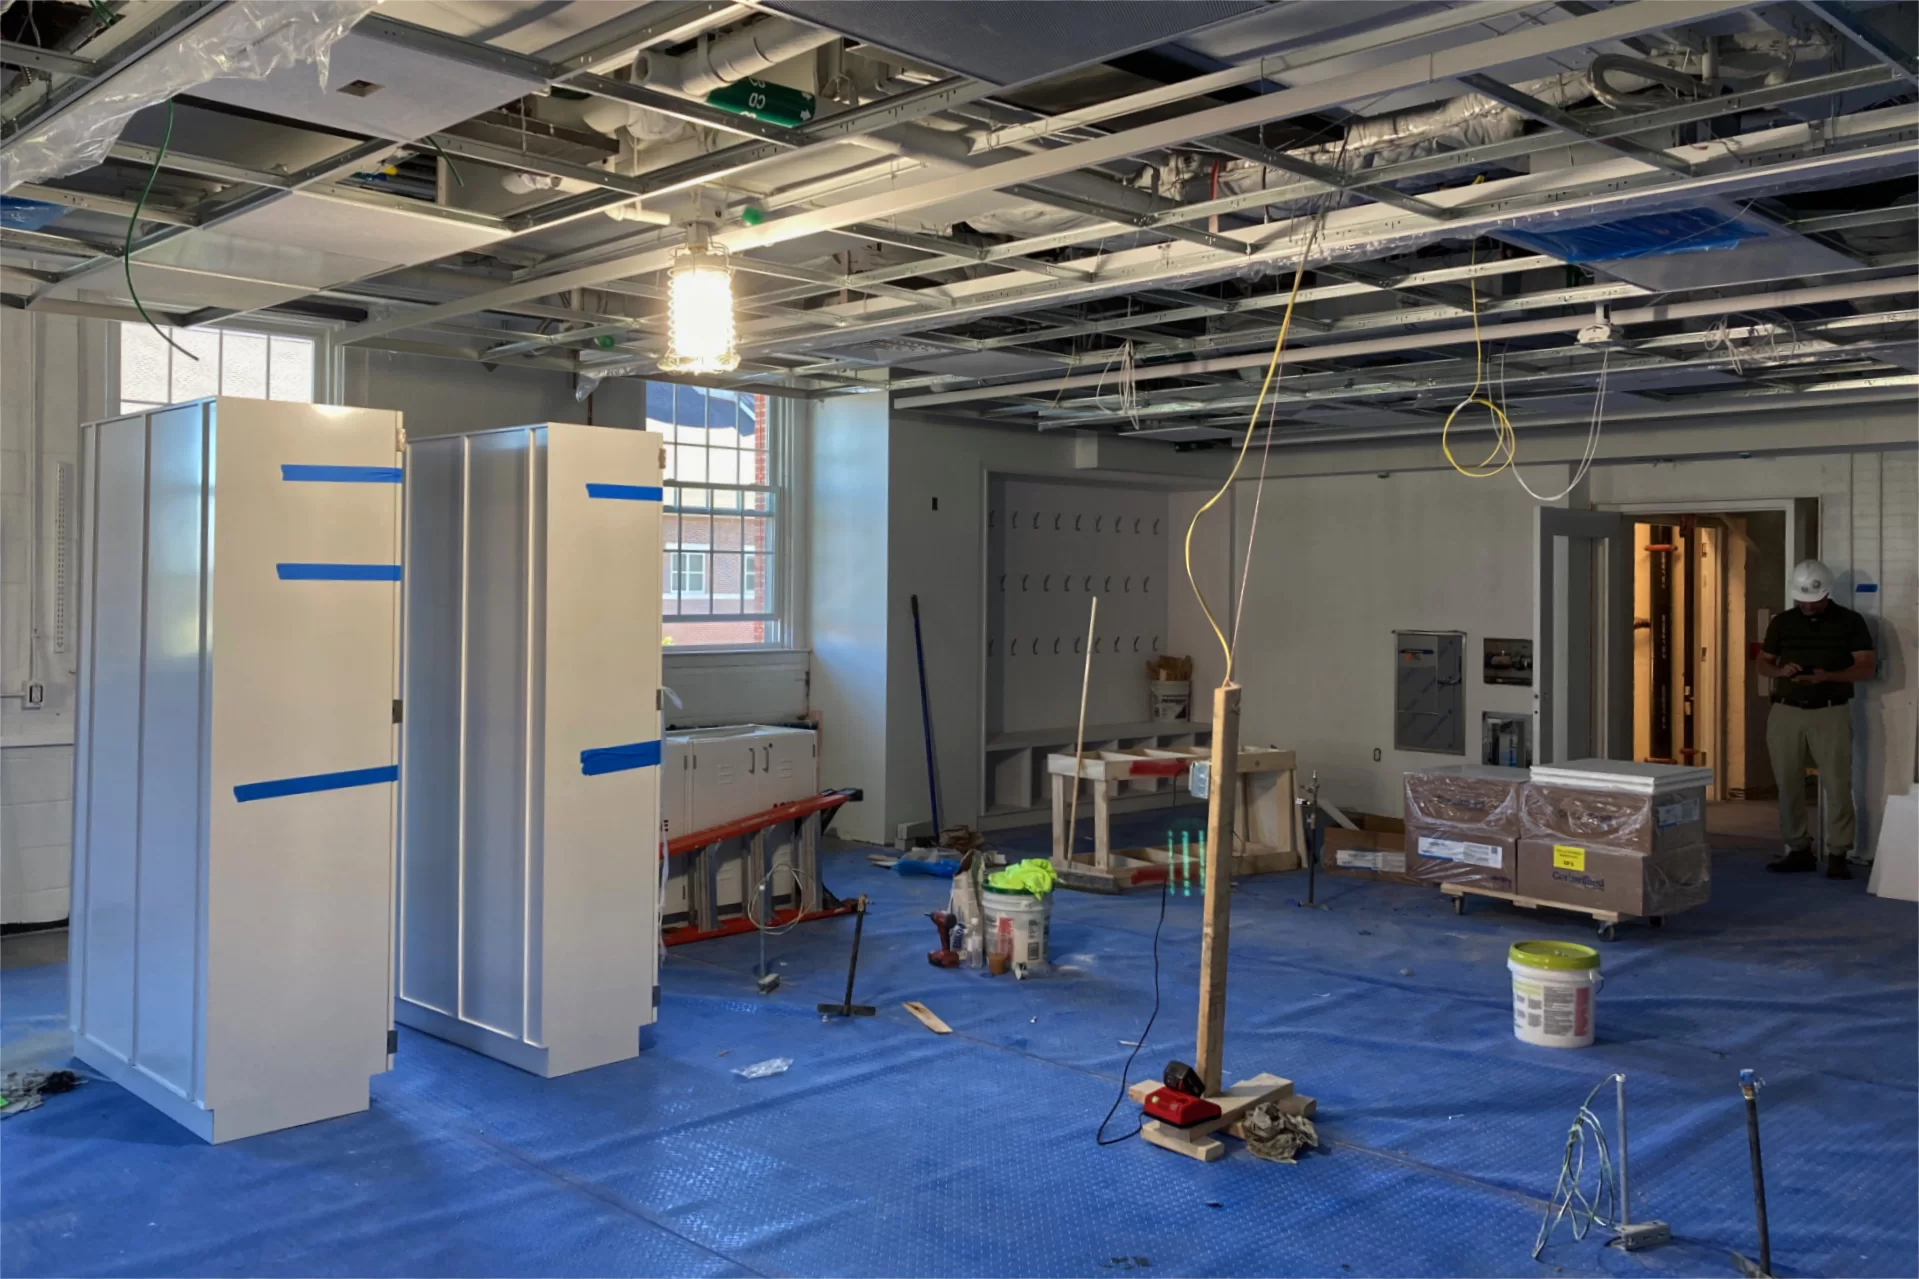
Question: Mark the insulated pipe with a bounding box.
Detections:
[637,17,837,99]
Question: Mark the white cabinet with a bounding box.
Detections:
[396,423,663,1078]
[660,725,818,926]
[70,399,402,1143]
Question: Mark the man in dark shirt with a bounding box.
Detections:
[1756,559,1876,877]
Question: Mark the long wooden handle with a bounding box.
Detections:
[1060,595,1099,867]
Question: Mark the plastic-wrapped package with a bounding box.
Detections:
[1405,822,1518,893]
[1515,838,1710,917]
[0,1,380,194]
[1520,782,1707,853]
[1402,765,1528,838]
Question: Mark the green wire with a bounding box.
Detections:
[125,100,197,361]
[427,136,464,187]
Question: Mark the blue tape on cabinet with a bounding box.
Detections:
[585,483,664,502]
[276,563,403,581]
[280,465,403,483]
[580,739,662,775]
[233,763,399,803]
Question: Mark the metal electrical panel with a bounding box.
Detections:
[1395,630,1465,755]
[70,398,402,1143]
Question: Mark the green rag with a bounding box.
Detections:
[987,858,1057,897]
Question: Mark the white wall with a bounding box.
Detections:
[808,395,891,842]
[880,417,1233,836]
[1220,436,1915,857]
[1,311,108,924]
[1231,466,1559,815]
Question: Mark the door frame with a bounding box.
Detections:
[1535,508,1633,765]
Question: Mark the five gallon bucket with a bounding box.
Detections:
[1508,941,1602,1048]
[982,888,1052,976]
[1149,680,1191,722]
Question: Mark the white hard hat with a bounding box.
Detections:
[1790,559,1834,603]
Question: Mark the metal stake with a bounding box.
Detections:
[1610,1072,1671,1250]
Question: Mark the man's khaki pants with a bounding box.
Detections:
[1766,702,1854,854]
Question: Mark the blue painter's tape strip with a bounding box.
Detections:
[235,763,398,803]
[580,739,662,776]
[586,483,663,502]
[1856,583,1879,593]
[281,464,402,483]
[277,563,403,581]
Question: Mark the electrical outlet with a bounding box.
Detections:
[24,682,44,708]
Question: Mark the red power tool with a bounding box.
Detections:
[1142,1060,1221,1127]
[926,911,960,968]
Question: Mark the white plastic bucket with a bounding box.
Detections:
[1508,941,1602,1048]
[1149,680,1191,722]
[982,888,1052,976]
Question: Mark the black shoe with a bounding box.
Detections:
[1825,855,1853,880]
[1767,849,1817,873]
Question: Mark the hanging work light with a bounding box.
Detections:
[660,223,739,374]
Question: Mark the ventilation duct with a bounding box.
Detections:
[634,17,837,99]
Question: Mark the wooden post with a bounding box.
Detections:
[1194,682,1240,1095]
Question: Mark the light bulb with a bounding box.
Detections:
[661,243,739,374]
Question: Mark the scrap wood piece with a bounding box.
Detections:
[1142,1120,1224,1162]
[902,1001,951,1034]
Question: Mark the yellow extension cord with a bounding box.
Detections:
[1181,219,1324,686]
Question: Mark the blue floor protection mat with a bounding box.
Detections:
[4,820,1914,1278]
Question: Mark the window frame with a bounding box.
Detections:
[656,386,796,650]
[110,316,332,415]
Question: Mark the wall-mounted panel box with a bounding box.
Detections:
[1395,630,1466,755]
[397,424,663,1078]
[70,398,402,1143]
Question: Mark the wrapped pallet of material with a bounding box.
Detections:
[1516,838,1712,917]
[1522,759,1711,853]
[1404,765,1528,892]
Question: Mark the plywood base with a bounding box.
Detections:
[1128,1072,1315,1162]
[1440,881,1623,923]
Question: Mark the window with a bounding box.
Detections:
[117,322,315,415]
[653,383,783,646]
[668,550,707,594]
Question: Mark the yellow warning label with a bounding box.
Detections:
[1553,844,1587,871]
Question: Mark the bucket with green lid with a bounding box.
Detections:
[1507,941,1602,1048]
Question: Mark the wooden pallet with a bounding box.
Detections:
[1123,1073,1318,1162]
[1439,881,1660,941]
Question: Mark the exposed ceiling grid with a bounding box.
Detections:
[0,0,1911,439]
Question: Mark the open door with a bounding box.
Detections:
[1535,508,1631,764]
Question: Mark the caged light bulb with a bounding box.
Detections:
[660,238,739,374]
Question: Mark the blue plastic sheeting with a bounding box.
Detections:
[0,196,66,232]
[1498,208,1766,263]
[5,823,1913,1278]
[646,383,757,435]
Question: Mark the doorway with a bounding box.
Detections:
[1626,507,1800,801]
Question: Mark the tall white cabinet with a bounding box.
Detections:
[70,398,403,1143]
[397,423,663,1078]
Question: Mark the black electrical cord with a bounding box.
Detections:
[125,99,196,361]
[427,135,465,187]
[1095,864,1170,1146]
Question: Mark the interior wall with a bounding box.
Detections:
[1230,466,1555,816]
[880,418,1232,836]
[1589,450,1917,858]
[807,394,891,843]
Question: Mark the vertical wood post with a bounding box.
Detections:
[1194,682,1240,1095]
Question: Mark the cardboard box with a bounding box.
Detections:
[1519,783,1707,854]
[1515,838,1712,917]
[1407,822,1518,893]
[1403,765,1528,838]
[1321,826,1420,884]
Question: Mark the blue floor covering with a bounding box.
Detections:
[3,817,1914,1278]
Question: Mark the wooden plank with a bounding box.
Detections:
[902,1001,951,1034]
[1141,1121,1224,1161]
[1127,1072,1292,1117]
[1235,748,1297,774]
[1093,780,1114,869]
[1440,881,1624,924]
[1051,773,1068,863]
[1194,683,1240,1095]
